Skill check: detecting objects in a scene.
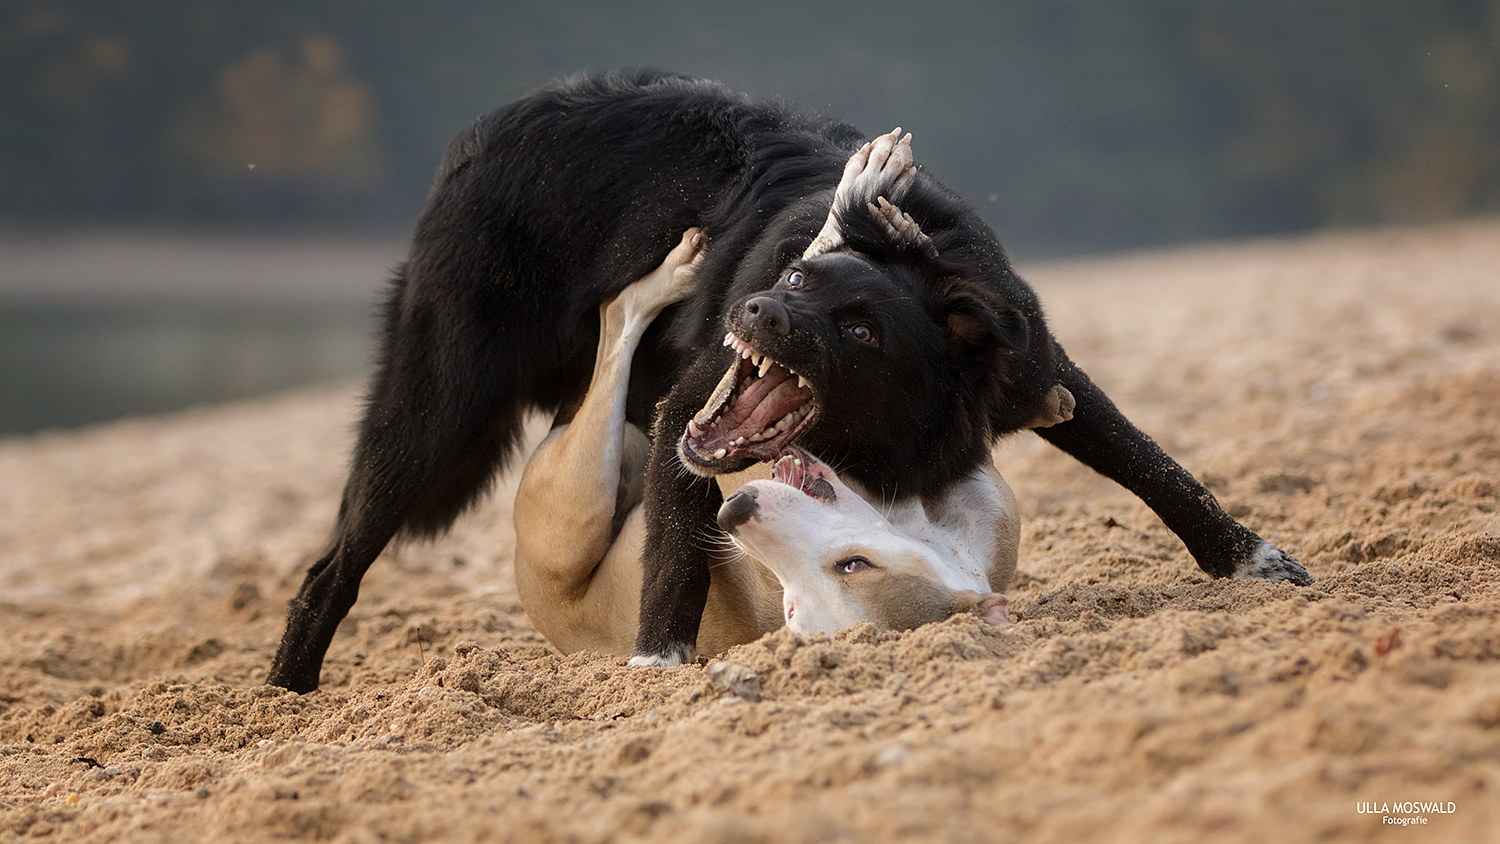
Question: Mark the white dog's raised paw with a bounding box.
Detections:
[616,228,705,323]
[837,127,916,207]
[670,227,707,281]
[868,197,938,258]
[1234,541,1315,586]
[806,129,918,259]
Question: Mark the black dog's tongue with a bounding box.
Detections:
[684,347,817,465]
[720,367,803,438]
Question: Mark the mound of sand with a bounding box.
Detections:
[2,221,1498,842]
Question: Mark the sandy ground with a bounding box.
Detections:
[2,220,1498,843]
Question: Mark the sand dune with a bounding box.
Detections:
[2,220,1497,842]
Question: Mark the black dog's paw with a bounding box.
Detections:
[627,643,696,668]
[1234,541,1315,586]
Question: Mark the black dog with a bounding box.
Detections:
[267,69,1310,691]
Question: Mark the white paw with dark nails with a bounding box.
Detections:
[627,644,695,668]
[1234,541,1315,585]
[616,228,706,323]
[806,128,918,258]
[836,127,916,209]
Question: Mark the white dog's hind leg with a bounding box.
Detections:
[514,230,704,598]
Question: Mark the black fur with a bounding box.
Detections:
[267,69,1307,691]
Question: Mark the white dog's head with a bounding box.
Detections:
[717,449,1009,636]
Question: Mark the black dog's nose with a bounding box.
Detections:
[717,488,760,533]
[742,296,790,338]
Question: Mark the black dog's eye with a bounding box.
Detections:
[784,270,804,289]
[848,323,875,343]
[834,556,872,574]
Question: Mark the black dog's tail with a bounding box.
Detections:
[340,69,700,541]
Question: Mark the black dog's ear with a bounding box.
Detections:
[772,236,811,272]
[940,283,1029,359]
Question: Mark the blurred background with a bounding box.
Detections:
[2,0,1497,435]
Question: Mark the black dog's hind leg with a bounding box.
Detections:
[267,269,531,693]
[1036,350,1313,585]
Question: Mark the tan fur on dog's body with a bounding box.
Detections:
[513,232,782,657]
[513,230,1022,658]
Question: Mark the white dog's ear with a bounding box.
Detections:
[951,591,1009,626]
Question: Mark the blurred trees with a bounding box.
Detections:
[1,0,1496,256]
[171,35,382,184]
[1182,0,1500,235]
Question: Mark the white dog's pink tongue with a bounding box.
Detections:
[773,450,836,502]
[773,453,803,486]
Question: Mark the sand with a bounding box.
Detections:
[2,220,1498,843]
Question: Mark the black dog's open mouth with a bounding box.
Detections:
[680,332,818,470]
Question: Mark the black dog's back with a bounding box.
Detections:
[374,69,858,536]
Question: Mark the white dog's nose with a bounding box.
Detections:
[717,488,760,533]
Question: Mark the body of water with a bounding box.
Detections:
[0,300,373,435]
[0,232,400,437]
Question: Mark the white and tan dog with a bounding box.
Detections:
[717,448,1013,636]
[513,228,1034,658]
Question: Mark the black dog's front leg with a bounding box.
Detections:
[1037,348,1313,585]
[631,391,725,665]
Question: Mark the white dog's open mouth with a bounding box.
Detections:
[771,448,837,503]
[680,332,818,469]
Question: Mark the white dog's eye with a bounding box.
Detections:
[834,556,871,574]
[785,270,804,289]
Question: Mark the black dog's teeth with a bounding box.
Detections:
[682,332,815,460]
[722,333,811,391]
